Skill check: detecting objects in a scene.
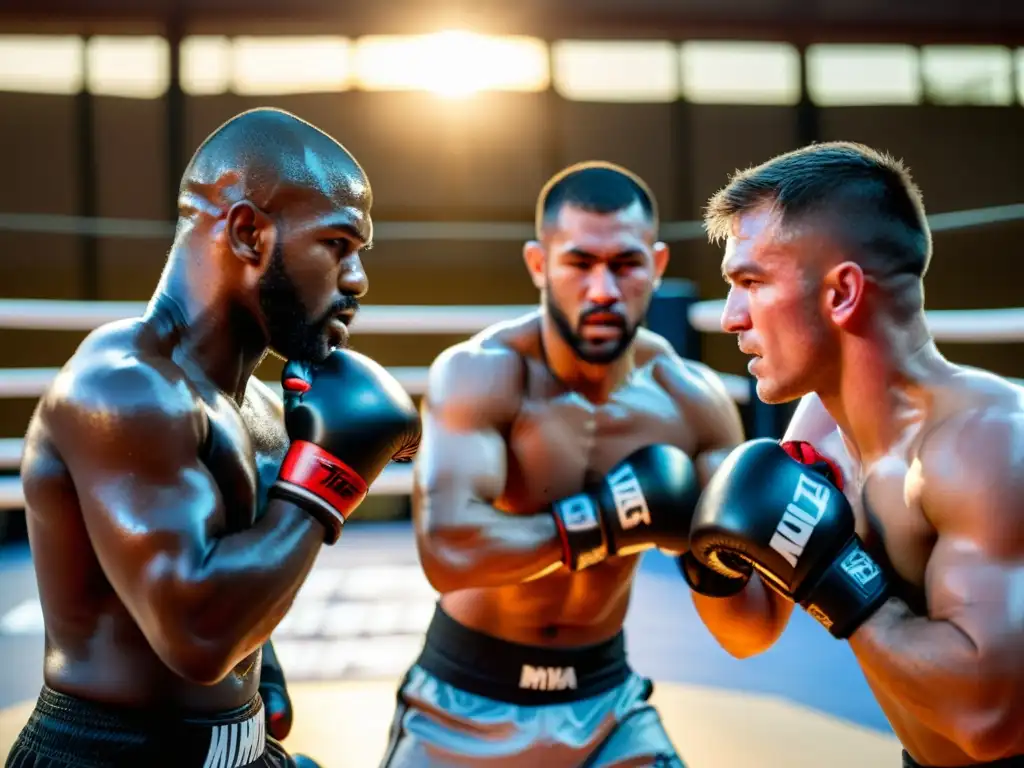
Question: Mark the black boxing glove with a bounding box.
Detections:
[259,639,292,741]
[550,444,700,571]
[270,349,421,544]
[689,439,889,639]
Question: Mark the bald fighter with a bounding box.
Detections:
[379,162,745,767]
[686,141,1024,767]
[9,108,419,768]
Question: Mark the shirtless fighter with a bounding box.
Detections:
[685,141,1024,767]
[380,161,746,767]
[9,108,420,768]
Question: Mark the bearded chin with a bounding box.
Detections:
[544,291,640,365]
[257,246,330,363]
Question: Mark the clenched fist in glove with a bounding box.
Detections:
[550,444,701,571]
[688,439,890,639]
[270,349,421,544]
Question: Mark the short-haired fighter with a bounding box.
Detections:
[687,141,1024,768]
[8,108,420,768]
[380,162,746,767]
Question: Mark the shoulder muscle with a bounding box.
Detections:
[919,408,1024,550]
[654,351,745,450]
[45,354,205,471]
[425,340,524,431]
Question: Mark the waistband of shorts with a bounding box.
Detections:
[903,750,1024,768]
[17,685,269,767]
[413,603,631,705]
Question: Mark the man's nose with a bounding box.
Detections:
[585,264,621,305]
[720,287,750,333]
[339,253,368,299]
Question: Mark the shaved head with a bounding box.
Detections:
[168,108,374,364]
[178,107,371,223]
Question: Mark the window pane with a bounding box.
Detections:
[1018,49,1024,104]
[553,40,678,102]
[922,45,1013,105]
[87,36,169,99]
[0,35,83,94]
[806,44,920,106]
[353,31,549,96]
[232,36,351,95]
[181,35,231,96]
[680,41,800,105]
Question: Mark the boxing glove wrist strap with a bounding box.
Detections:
[550,493,607,572]
[269,440,369,545]
[799,538,890,639]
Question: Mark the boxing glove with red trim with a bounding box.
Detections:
[689,439,889,638]
[550,444,701,571]
[270,349,421,544]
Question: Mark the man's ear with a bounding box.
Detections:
[824,261,866,329]
[226,200,275,270]
[652,241,670,289]
[523,240,547,291]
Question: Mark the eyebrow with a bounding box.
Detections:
[721,261,767,282]
[565,247,644,260]
[323,219,373,250]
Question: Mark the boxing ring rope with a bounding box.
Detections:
[1,201,1022,511]
[0,298,1021,510]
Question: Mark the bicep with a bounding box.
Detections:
[413,406,508,525]
[412,345,518,530]
[925,537,1023,647]
[49,372,227,628]
[77,454,227,614]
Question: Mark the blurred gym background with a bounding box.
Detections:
[0,1,1022,765]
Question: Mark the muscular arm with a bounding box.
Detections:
[849,413,1024,761]
[690,392,842,658]
[47,360,324,685]
[413,344,563,593]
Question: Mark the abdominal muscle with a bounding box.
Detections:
[440,556,641,648]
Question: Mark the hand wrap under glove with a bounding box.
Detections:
[689,439,890,638]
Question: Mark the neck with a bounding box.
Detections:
[817,310,949,465]
[145,243,267,402]
[540,313,634,403]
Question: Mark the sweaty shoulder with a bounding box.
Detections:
[425,315,533,430]
[916,369,1024,541]
[640,329,745,449]
[639,329,732,408]
[40,321,205,456]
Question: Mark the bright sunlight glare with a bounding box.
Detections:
[353,30,549,98]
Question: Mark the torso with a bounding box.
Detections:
[20,320,288,712]
[442,318,706,647]
[810,369,1023,765]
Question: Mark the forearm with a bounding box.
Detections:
[850,598,1018,755]
[175,499,324,666]
[691,574,791,658]
[419,497,564,592]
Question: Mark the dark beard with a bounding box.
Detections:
[545,291,643,365]
[258,244,357,363]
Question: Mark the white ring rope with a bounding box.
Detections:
[0,300,537,333]
[1,203,1020,241]
[688,302,1024,342]
[0,295,1019,509]
[2,298,1022,344]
